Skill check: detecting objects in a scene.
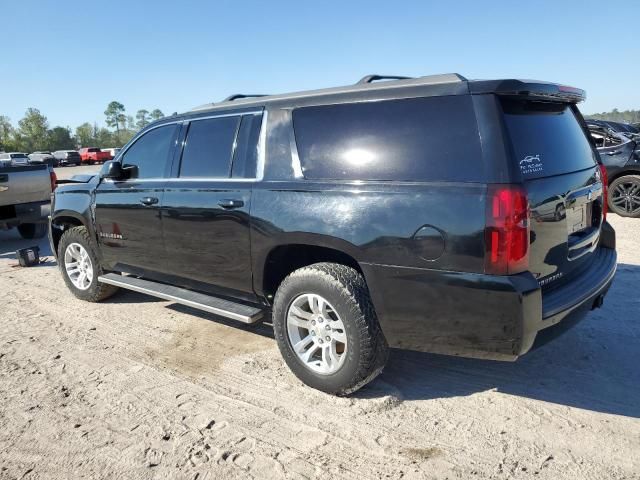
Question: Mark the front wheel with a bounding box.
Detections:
[58,226,119,302]
[272,263,389,396]
[608,175,640,217]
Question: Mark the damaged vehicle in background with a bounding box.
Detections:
[587,122,640,217]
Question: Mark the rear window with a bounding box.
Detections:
[292,95,483,182]
[501,99,596,179]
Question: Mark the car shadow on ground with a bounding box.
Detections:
[358,263,640,419]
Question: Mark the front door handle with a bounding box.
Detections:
[606,151,621,156]
[218,199,244,209]
[140,196,159,206]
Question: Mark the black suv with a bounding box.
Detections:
[49,74,617,395]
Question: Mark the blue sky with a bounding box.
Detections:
[2,0,639,129]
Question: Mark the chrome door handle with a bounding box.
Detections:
[140,196,159,206]
[218,199,244,209]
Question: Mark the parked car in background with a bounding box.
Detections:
[78,147,110,164]
[52,150,82,167]
[1,161,56,238]
[29,151,57,167]
[50,74,616,395]
[101,148,121,160]
[0,152,30,166]
[587,123,640,217]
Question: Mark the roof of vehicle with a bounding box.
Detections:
[187,73,586,115]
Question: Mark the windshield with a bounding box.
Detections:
[501,99,597,179]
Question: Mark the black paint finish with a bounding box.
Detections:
[49,76,617,361]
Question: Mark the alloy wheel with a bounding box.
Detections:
[286,293,347,375]
[64,242,94,290]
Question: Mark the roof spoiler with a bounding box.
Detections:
[469,79,586,103]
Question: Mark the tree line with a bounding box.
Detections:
[585,108,640,124]
[0,101,165,153]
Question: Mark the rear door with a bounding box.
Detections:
[161,112,262,297]
[499,98,604,287]
[94,123,179,275]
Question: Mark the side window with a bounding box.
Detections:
[292,96,482,182]
[179,116,240,178]
[231,114,263,178]
[121,124,178,179]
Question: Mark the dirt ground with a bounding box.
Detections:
[0,205,639,479]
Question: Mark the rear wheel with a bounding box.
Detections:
[17,223,47,239]
[608,175,640,217]
[272,262,389,396]
[58,226,119,302]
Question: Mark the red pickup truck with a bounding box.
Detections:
[78,147,110,164]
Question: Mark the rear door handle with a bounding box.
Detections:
[606,151,621,155]
[140,196,159,206]
[218,199,244,209]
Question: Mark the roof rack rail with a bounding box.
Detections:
[223,94,268,102]
[357,74,412,85]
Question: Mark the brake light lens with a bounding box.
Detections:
[50,170,57,192]
[599,163,608,221]
[485,185,530,275]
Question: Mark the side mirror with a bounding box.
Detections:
[100,161,125,180]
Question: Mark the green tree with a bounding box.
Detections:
[75,122,95,148]
[150,109,164,121]
[17,108,49,152]
[48,126,75,151]
[135,109,150,129]
[104,101,126,134]
[0,115,15,151]
[95,127,115,148]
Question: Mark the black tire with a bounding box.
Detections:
[17,223,47,239]
[608,175,640,218]
[57,226,119,302]
[272,262,389,396]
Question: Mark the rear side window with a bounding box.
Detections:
[179,116,240,178]
[292,95,482,182]
[231,114,262,178]
[121,124,178,179]
[501,99,596,179]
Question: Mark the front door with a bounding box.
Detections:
[94,123,179,275]
[161,112,262,298]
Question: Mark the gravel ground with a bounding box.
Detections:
[0,214,639,480]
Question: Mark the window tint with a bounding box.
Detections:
[501,99,596,179]
[121,124,178,179]
[292,96,482,182]
[179,116,240,178]
[231,114,262,178]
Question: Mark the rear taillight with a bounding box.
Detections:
[484,185,530,275]
[599,163,608,221]
[50,170,57,192]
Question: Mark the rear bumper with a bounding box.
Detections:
[0,200,50,228]
[362,244,617,361]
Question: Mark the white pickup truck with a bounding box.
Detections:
[0,161,56,239]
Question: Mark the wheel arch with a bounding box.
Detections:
[608,166,640,184]
[50,211,89,257]
[259,243,364,302]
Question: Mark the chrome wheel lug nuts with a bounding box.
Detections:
[325,325,331,330]
[311,320,316,326]
[318,339,324,344]
[311,331,316,336]
[325,336,330,341]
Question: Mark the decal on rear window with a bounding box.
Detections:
[519,154,543,175]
